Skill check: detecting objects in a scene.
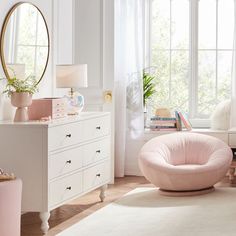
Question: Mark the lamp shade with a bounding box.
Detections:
[56,64,88,88]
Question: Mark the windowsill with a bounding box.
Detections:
[189,118,210,128]
[126,128,229,142]
[144,128,228,134]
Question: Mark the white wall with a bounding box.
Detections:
[75,0,102,88]
[74,0,114,111]
[55,0,75,65]
[0,0,54,120]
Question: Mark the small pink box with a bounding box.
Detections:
[28,98,67,120]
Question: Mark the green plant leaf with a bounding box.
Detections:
[1,75,38,97]
[143,71,156,106]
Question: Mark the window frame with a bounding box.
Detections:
[9,7,48,78]
[148,0,233,128]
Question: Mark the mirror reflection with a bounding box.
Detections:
[0,3,50,84]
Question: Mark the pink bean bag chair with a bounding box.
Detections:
[139,133,232,196]
[0,179,22,236]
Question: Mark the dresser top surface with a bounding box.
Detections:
[0,112,110,127]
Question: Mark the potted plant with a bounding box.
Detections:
[3,76,38,122]
[143,71,156,127]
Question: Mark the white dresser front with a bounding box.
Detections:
[0,112,112,233]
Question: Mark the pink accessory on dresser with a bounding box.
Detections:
[11,92,32,122]
[28,98,67,120]
[40,116,52,121]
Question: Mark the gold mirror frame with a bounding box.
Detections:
[0,2,50,85]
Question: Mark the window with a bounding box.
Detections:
[148,0,234,124]
[6,4,48,78]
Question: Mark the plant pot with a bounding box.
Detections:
[11,92,32,122]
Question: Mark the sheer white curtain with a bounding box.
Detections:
[114,0,146,177]
[231,0,236,128]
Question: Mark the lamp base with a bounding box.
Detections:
[65,90,84,115]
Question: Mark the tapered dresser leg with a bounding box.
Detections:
[99,184,108,202]
[39,211,50,234]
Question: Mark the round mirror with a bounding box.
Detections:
[0,3,50,84]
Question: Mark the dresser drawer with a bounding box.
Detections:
[49,146,83,179]
[83,116,110,142]
[53,106,66,114]
[52,112,67,119]
[48,122,83,151]
[83,161,110,191]
[83,137,110,167]
[49,171,83,207]
[52,99,66,109]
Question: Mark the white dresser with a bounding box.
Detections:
[0,112,111,233]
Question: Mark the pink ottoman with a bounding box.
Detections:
[139,133,232,196]
[0,179,22,236]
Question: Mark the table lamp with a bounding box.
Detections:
[56,64,88,115]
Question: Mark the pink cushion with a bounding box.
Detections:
[139,133,233,191]
[0,179,22,236]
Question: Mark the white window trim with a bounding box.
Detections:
[189,0,198,119]
[147,0,233,128]
[189,118,210,128]
[13,8,46,78]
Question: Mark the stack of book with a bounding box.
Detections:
[150,117,177,131]
[149,111,192,132]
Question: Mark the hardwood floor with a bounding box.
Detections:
[21,176,235,236]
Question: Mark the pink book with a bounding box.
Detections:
[178,112,192,131]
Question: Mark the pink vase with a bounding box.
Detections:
[11,92,32,122]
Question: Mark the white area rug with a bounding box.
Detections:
[57,187,236,236]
